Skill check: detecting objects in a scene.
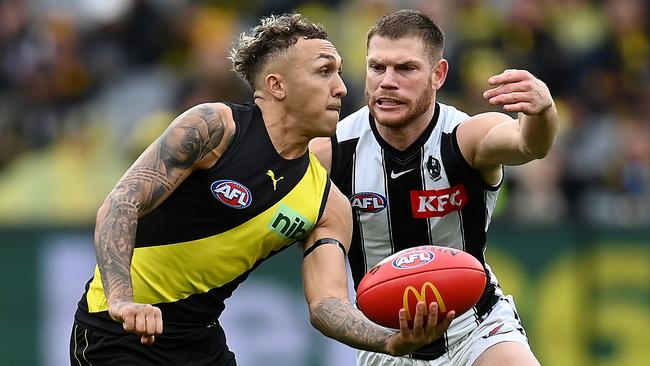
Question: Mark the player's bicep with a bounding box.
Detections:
[302,184,352,305]
[108,103,233,216]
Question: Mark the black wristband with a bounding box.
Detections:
[303,238,347,259]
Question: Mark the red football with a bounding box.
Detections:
[356,245,486,329]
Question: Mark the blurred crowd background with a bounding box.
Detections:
[0,1,648,366]
[0,0,649,227]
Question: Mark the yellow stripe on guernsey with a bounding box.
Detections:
[87,153,328,312]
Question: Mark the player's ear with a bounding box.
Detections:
[432,58,448,91]
[265,73,286,100]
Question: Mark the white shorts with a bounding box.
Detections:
[356,296,530,366]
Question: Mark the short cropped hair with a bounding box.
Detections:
[230,13,328,89]
[367,9,444,60]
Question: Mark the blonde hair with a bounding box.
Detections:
[230,13,327,89]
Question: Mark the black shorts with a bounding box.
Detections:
[69,319,236,366]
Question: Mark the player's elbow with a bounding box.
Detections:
[95,198,111,224]
[520,138,554,161]
[525,143,553,160]
[306,296,348,334]
[525,147,550,160]
[307,299,330,335]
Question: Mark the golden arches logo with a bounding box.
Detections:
[402,281,446,321]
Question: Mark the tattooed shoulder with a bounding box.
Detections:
[102,104,233,216]
[159,103,229,170]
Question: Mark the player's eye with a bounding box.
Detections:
[369,64,385,72]
[398,64,416,71]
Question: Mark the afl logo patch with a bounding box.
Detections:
[350,192,387,213]
[211,180,252,209]
[391,249,435,269]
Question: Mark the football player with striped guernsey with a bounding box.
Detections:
[70,12,452,366]
[310,9,558,366]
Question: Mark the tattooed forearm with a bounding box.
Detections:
[310,297,391,353]
[95,198,138,305]
[95,166,174,304]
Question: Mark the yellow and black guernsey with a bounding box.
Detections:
[75,102,331,331]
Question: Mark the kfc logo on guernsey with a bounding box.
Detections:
[350,192,387,213]
[392,248,435,269]
[410,185,468,218]
[211,180,252,209]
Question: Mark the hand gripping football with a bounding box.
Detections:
[356,245,486,329]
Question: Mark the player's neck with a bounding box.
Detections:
[256,99,308,159]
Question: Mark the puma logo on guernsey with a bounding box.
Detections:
[270,204,314,240]
[266,169,284,191]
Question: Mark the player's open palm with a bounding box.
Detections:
[109,301,163,345]
[386,301,455,356]
[483,69,553,116]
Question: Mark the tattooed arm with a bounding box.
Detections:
[95,103,234,344]
[301,184,454,356]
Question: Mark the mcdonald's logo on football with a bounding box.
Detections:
[402,281,447,321]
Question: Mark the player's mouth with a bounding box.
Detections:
[375,98,405,110]
[326,104,341,113]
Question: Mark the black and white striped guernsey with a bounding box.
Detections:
[331,102,504,360]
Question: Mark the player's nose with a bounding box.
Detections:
[333,74,347,98]
[380,68,398,89]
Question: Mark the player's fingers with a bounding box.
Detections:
[502,102,533,113]
[145,312,157,336]
[141,334,155,345]
[483,82,530,99]
[488,69,531,85]
[412,301,427,335]
[398,308,410,334]
[155,310,163,335]
[135,310,147,334]
[487,92,531,106]
[436,310,455,333]
[122,311,135,332]
[426,302,439,328]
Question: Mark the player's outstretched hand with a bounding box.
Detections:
[483,69,553,116]
[109,301,163,345]
[385,301,455,356]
